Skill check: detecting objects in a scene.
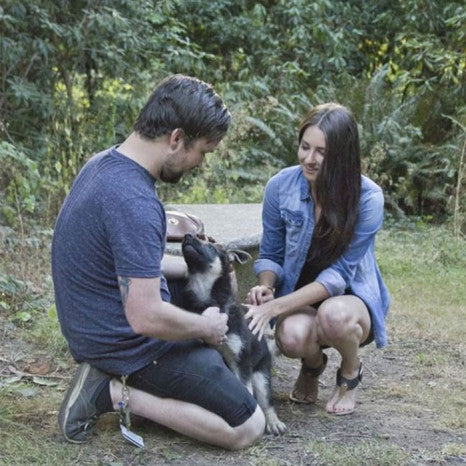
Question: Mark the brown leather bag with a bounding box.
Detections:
[166,210,205,242]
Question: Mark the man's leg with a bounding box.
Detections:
[110,380,264,450]
[117,342,265,450]
[59,342,265,448]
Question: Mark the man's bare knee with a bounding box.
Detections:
[229,406,265,450]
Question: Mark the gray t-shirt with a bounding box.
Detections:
[51,147,173,375]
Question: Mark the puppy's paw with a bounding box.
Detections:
[266,419,287,436]
[265,409,287,435]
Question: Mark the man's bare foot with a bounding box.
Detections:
[325,363,362,415]
[289,354,327,404]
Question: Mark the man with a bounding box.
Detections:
[51,75,265,449]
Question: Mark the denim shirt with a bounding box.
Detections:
[254,166,390,348]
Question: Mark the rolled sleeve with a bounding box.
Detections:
[254,258,284,284]
[316,268,347,296]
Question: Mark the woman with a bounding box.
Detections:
[245,103,390,415]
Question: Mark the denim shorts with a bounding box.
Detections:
[126,340,257,427]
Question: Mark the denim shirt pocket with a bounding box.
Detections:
[280,208,304,246]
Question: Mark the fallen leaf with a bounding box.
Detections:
[25,360,52,375]
[0,375,22,386]
[17,387,37,397]
[32,376,58,387]
[7,365,21,375]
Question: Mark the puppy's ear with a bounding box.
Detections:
[228,249,252,265]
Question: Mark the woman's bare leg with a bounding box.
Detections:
[316,295,371,414]
[276,296,371,413]
[275,307,324,403]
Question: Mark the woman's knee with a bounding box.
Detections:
[317,298,360,343]
[275,314,313,358]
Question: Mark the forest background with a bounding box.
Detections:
[1,0,465,231]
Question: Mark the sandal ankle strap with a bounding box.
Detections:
[301,353,328,378]
[336,362,363,390]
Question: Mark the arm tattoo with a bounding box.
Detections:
[118,276,131,309]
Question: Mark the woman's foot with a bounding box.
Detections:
[289,354,327,404]
[325,362,363,415]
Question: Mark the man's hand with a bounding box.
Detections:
[161,254,188,280]
[201,306,228,345]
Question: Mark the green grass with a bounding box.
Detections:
[376,224,466,344]
[0,221,465,464]
[305,439,410,465]
[375,223,466,435]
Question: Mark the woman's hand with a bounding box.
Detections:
[245,302,277,341]
[246,285,275,305]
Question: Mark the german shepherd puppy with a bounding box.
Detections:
[177,233,286,435]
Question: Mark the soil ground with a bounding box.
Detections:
[1,316,465,465]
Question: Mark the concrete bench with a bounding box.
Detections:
[165,204,263,299]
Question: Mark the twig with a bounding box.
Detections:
[2,365,68,379]
[329,432,373,439]
[363,363,377,376]
[11,411,58,419]
[0,356,15,363]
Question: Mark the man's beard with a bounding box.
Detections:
[160,166,183,184]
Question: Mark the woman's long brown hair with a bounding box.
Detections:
[298,103,361,271]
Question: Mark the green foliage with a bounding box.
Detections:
[0,142,41,227]
[1,0,169,211]
[356,68,458,218]
[447,109,466,236]
[0,0,464,226]
[0,274,49,325]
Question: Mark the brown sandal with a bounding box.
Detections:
[289,353,328,404]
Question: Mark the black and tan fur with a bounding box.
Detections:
[176,234,286,435]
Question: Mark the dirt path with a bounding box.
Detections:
[1,317,465,465]
[107,337,464,465]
